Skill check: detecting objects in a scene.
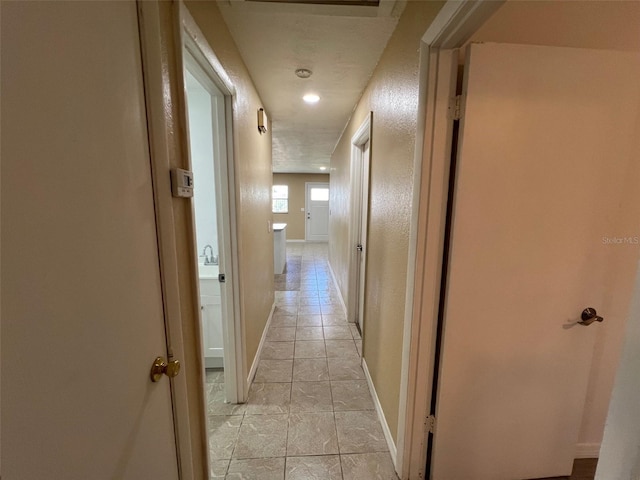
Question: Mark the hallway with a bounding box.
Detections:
[205,243,398,479]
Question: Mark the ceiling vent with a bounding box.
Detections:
[248,0,380,6]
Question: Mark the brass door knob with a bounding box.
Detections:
[150,356,181,382]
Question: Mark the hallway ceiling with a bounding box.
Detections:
[218,0,405,173]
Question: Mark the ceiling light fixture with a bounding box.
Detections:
[319,166,327,171]
[303,93,320,104]
[295,68,312,79]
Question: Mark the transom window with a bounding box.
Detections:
[310,187,329,202]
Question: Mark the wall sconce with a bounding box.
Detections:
[257,108,268,134]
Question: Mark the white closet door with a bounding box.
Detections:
[432,43,640,480]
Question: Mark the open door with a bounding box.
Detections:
[431,43,640,479]
[2,1,180,478]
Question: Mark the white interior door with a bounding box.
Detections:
[432,43,640,480]
[2,2,179,478]
[306,182,330,242]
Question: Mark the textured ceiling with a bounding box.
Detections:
[218,0,404,173]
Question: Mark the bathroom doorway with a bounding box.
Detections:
[183,46,243,405]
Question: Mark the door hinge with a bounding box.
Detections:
[426,414,436,434]
[449,94,464,121]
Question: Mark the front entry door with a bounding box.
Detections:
[2,2,180,478]
[431,43,640,480]
[306,182,330,242]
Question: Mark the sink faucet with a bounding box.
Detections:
[202,245,214,265]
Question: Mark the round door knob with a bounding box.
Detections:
[150,356,181,382]
[165,359,181,378]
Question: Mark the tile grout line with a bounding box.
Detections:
[270,245,375,478]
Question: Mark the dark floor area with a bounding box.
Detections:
[536,458,597,480]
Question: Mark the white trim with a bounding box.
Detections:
[396,39,431,478]
[328,262,348,318]
[398,1,504,478]
[575,443,601,459]
[180,5,235,95]
[421,0,504,48]
[398,48,458,480]
[247,302,276,386]
[286,239,306,243]
[362,358,398,469]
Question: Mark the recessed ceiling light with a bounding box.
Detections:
[319,166,327,171]
[295,68,312,79]
[303,93,320,104]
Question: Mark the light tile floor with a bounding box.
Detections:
[205,243,398,479]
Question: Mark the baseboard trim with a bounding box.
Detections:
[362,357,398,470]
[575,443,600,459]
[286,239,306,243]
[247,302,276,387]
[328,261,348,317]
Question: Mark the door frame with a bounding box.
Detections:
[177,0,246,410]
[304,182,330,242]
[137,2,200,477]
[347,113,372,325]
[182,46,242,404]
[136,1,247,478]
[396,1,504,478]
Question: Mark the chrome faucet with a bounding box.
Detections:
[203,245,214,265]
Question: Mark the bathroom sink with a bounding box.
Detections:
[198,264,219,280]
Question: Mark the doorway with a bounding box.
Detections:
[348,114,372,332]
[305,182,330,242]
[429,42,640,480]
[182,45,243,405]
[402,8,640,477]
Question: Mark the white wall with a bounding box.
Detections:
[596,261,640,479]
[186,71,219,260]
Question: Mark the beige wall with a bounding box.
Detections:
[470,0,640,52]
[272,173,329,240]
[470,0,640,451]
[185,1,274,372]
[329,0,445,443]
